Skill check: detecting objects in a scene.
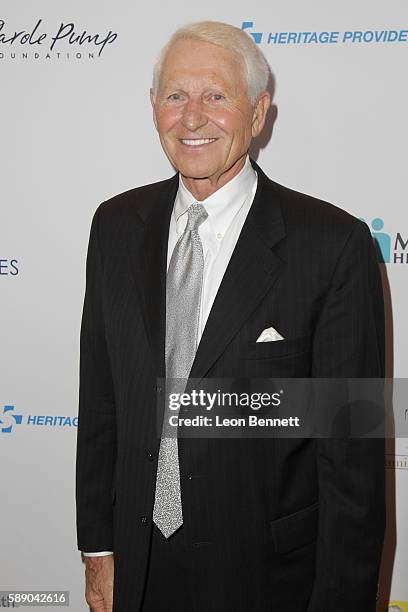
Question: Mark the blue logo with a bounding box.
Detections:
[241,22,263,44]
[360,217,408,265]
[370,217,391,263]
[240,21,408,46]
[0,404,78,432]
[0,405,23,433]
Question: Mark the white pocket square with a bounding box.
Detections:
[256,327,285,342]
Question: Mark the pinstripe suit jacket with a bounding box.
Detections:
[76,159,385,611]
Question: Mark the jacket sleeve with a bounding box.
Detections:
[307,220,386,611]
[76,205,117,553]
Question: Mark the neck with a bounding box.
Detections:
[181,155,247,201]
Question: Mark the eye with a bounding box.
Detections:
[167,93,183,102]
[211,94,224,101]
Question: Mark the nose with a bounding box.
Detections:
[181,97,208,132]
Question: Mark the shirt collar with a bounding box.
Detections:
[173,155,257,238]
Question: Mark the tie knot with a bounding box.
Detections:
[186,202,208,231]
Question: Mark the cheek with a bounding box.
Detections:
[211,109,236,131]
[212,109,251,140]
[156,108,181,133]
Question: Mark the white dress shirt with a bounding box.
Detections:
[83,155,258,557]
[168,154,257,341]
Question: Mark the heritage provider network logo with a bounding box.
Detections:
[0,404,78,433]
[0,405,22,433]
[241,21,408,46]
[0,18,118,61]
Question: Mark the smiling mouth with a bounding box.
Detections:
[179,138,218,146]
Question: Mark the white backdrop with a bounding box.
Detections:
[1,0,407,609]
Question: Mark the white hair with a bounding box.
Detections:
[152,21,270,105]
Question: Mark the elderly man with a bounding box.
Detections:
[76,20,385,612]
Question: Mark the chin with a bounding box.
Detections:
[176,159,217,180]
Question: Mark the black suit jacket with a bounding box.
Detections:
[76,160,385,611]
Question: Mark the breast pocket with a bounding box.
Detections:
[247,335,312,360]
[244,335,312,377]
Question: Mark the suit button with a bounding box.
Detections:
[146,450,154,461]
[140,515,148,525]
[155,383,163,393]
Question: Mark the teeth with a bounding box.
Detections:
[181,138,216,146]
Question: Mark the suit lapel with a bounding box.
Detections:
[189,161,286,380]
[126,161,286,382]
[126,175,178,378]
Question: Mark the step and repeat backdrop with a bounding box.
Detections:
[1,0,407,609]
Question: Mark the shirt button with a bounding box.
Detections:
[140,515,148,525]
[216,232,223,241]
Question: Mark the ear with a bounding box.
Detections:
[150,88,158,130]
[251,91,271,138]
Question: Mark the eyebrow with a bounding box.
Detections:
[161,76,229,90]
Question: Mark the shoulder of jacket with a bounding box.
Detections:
[93,175,176,223]
[272,179,356,224]
[266,177,368,247]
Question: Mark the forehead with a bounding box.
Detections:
[160,39,245,89]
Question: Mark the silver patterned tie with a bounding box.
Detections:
[153,201,208,538]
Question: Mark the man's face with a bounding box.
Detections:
[150,39,269,182]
